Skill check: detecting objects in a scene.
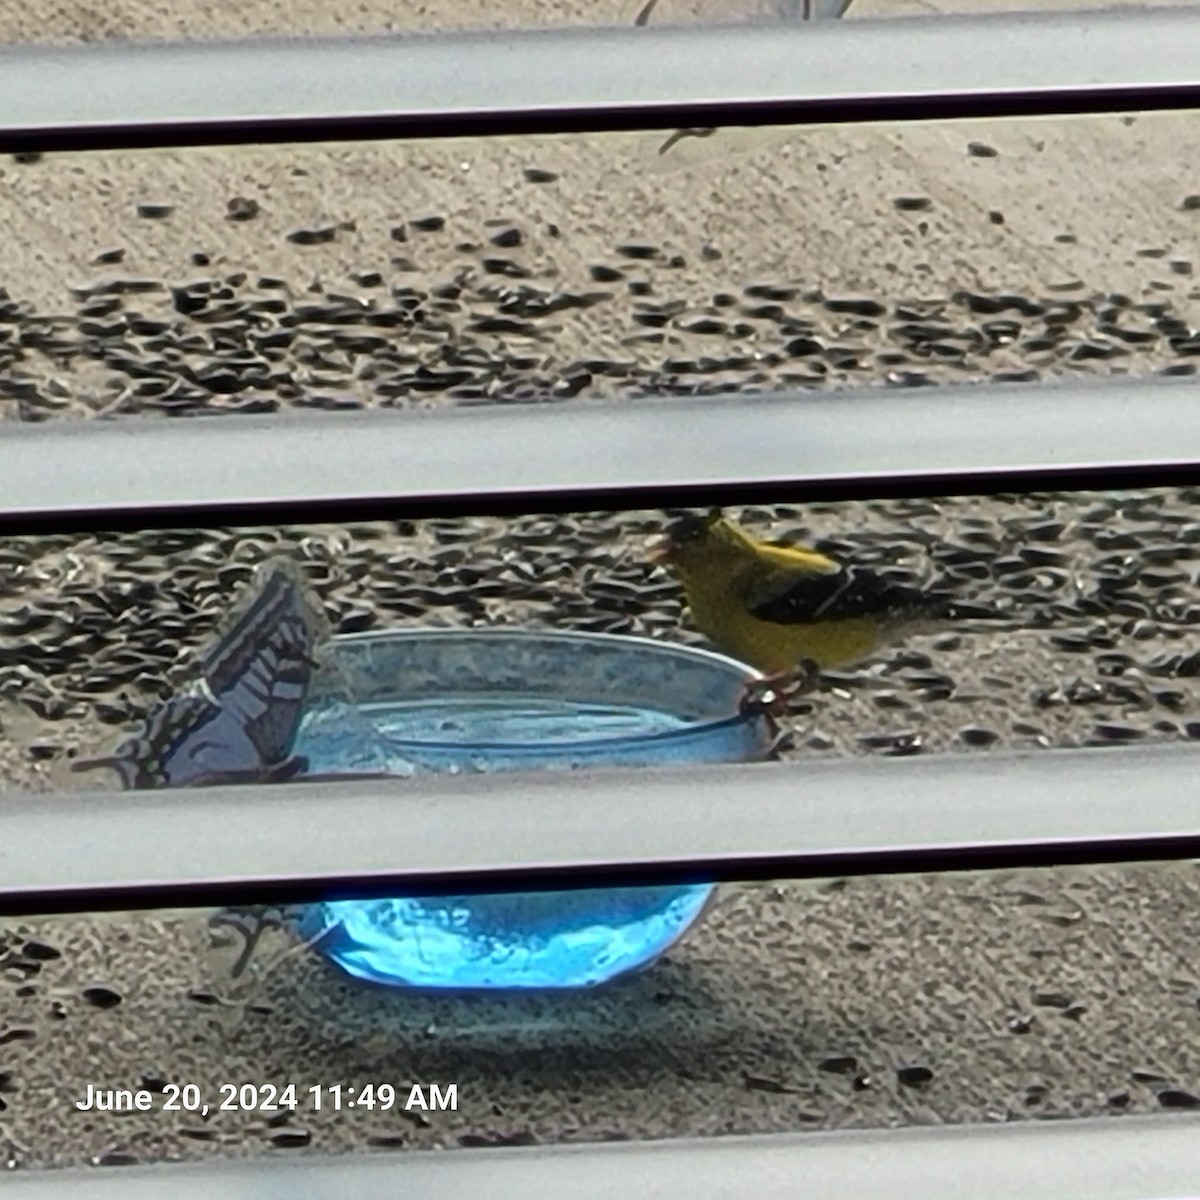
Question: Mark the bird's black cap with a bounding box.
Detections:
[663,508,724,545]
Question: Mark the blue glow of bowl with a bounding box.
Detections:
[301,886,717,991]
[289,628,770,991]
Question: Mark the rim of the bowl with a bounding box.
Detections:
[327,625,765,681]
[315,626,770,754]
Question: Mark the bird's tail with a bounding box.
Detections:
[944,599,1010,622]
[915,592,1014,630]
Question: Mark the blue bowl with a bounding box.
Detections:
[289,628,771,991]
[296,886,719,991]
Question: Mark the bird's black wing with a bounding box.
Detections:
[748,562,945,626]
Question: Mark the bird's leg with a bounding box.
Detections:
[738,659,821,716]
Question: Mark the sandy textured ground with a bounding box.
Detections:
[1,0,1200,1178]
[3,3,1200,419]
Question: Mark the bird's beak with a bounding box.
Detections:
[644,532,675,563]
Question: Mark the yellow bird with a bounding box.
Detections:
[648,508,982,708]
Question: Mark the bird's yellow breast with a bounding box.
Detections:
[684,589,880,674]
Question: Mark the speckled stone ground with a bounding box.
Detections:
[2,0,1200,1177]
[4,7,1200,417]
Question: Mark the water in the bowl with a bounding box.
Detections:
[293,693,754,774]
[372,696,689,743]
[292,699,415,776]
[303,884,716,990]
[270,630,765,991]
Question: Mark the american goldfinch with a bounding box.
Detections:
[648,508,985,708]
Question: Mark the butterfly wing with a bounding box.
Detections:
[76,559,324,789]
[200,561,322,771]
[72,691,264,788]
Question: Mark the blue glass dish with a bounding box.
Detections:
[288,628,771,991]
[297,885,718,991]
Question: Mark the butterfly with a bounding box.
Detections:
[72,559,326,790]
[72,558,396,986]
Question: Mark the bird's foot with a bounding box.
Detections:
[738,660,821,717]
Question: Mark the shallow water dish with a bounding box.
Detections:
[290,628,772,990]
[296,627,772,774]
